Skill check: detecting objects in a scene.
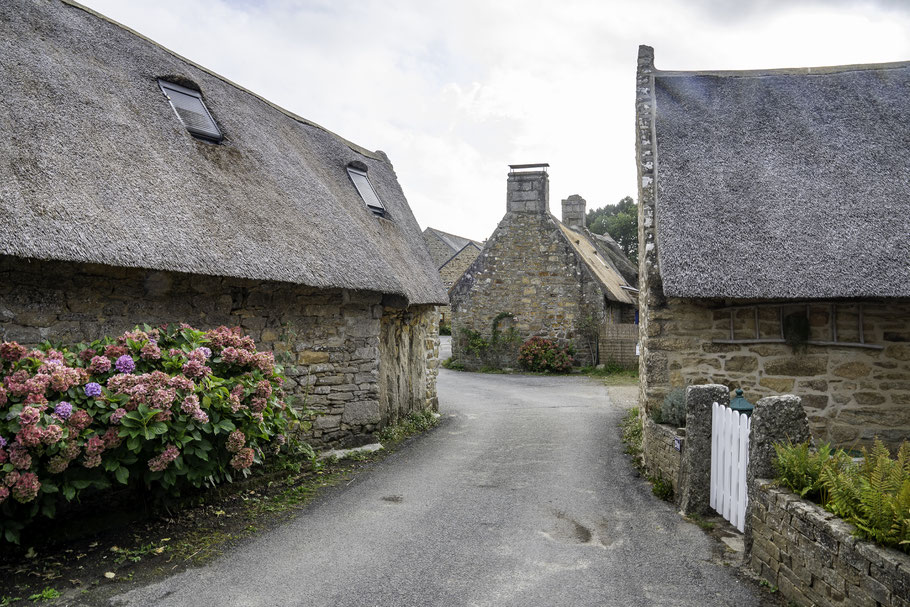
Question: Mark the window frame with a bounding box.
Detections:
[346,165,387,217]
[712,302,881,350]
[158,79,223,143]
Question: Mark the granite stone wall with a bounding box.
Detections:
[0,256,438,448]
[379,304,439,424]
[750,482,910,607]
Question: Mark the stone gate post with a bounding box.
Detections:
[679,384,729,515]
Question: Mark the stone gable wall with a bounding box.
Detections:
[0,256,438,448]
[450,211,605,369]
[422,231,457,269]
[439,246,480,290]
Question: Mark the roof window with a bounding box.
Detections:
[158,79,223,143]
[347,163,386,217]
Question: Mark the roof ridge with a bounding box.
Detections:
[61,0,381,160]
[654,59,910,79]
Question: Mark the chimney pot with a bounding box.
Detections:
[506,164,549,214]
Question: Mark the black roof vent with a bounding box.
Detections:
[158,79,223,143]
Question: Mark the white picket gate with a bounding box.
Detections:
[709,402,751,532]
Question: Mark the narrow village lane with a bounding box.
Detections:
[112,370,772,607]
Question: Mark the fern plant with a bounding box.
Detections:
[775,439,910,553]
[822,441,910,551]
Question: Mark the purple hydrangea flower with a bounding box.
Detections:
[115,355,136,374]
[84,382,102,398]
[198,347,212,360]
[54,401,73,420]
[0,436,6,449]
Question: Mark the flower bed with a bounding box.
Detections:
[0,324,304,543]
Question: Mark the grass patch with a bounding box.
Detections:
[579,364,638,386]
[685,514,716,531]
[441,357,465,371]
[378,410,439,445]
[650,475,674,501]
[26,588,59,603]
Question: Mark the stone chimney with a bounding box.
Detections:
[561,194,586,229]
[506,164,549,213]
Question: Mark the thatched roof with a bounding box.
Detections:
[649,54,910,299]
[0,0,447,305]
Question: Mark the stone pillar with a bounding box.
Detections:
[506,169,549,214]
[678,384,729,515]
[744,395,810,554]
[561,194,586,229]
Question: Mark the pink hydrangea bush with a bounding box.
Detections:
[0,324,303,544]
[517,337,575,373]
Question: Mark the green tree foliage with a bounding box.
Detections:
[585,196,638,263]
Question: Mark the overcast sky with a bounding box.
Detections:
[81,0,910,242]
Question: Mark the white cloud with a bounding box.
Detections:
[80,0,910,242]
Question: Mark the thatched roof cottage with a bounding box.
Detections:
[635,46,910,449]
[450,166,639,370]
[0,0,448,446]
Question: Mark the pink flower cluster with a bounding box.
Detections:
[179,394,209,423]
[0,341,27,363]
[226,430,245,453]
[106,371,194,410]
[206,326,255,351]
[230,447,255,470]
[148,444,179,472]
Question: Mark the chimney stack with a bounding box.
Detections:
[561,194,586,230]
[506,163,549,213]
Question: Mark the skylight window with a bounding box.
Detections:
[158,80,223,143]
[347,165,386,217]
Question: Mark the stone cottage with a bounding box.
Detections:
[450,165,639,369]
[0,0,449,447]
[421,228,483,326]
[635,46,910,449]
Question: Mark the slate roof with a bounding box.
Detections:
[0,0,447,305]
[425,228,484,256]
[648,53,910,299]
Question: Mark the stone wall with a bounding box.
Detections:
[422,231,457,269]
[750,482,910,607]
[379,304,439,425]
[641,418,683,495]
[0,256,438,448]
[439,246,480,290]
[635,47,910,451]
[640,298,910,449]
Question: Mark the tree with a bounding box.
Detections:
[586,196,638,263]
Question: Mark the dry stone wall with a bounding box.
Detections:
[751,482,910,607]
[0,256,438,448]
[641,418,683,495]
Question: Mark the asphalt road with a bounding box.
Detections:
[110,370,769,607]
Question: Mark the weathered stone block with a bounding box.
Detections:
[763,357,828,376]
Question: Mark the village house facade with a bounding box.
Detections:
[450,165,639,370]
[421,228,483,327]
[0,0,448,448]
[635,46,910,449]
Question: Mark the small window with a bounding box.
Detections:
[347,165,386,217]
[158,80,223,143]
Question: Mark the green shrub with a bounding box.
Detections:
[517,337,574,373]
[660,387,687,428]
[620,407,642,459]
[438,323,451,336]
[651,475,674,501]
[0,324,307,544]
[774,439,910,552]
